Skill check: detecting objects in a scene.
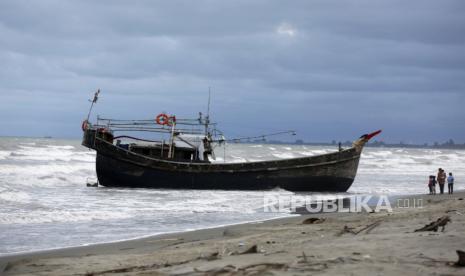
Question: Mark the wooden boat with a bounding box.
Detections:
[81,91,381,191]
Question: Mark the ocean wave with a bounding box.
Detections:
[247,158,264,162]
[436,155,450,160]
[366,150,393,157]
[0,163,94,188]
[0,209,133,225]
[272,153,295,159]
[19,142,36,146]
[6,146,94,162]
[310,150,330,155]
[0,189,31,204]
[45,145,75,150]
[410,157,434,164]
[0,151,11,159]
[228,156,248,163]
[9,152,26,157]
[249,145,263,148]
[299,151,315,156]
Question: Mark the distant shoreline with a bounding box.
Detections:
[242,140,465,150]
[2,135,465,149]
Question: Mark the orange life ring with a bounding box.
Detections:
[156,113,169,125]
[81,120,88,131]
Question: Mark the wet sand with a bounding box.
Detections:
[1,191,465,275]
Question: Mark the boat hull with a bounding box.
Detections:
[93,139,361,192]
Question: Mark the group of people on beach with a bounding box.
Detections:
[428,168,454,195]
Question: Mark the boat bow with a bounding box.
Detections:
[352,129,382,152]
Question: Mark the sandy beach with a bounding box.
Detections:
[1,191,465,275]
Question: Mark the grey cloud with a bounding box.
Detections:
[0,0,464,142]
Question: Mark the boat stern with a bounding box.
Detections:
[81,120,114,150]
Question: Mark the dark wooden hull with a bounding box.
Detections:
[91,138,361,192]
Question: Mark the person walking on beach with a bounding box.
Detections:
[429,175,437,195]
[437,168,446,194]
[447,172,454,194]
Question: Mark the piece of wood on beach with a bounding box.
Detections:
[301,251,308,262]
[446,209,463,215]
[302,217,326,224]
[230,244,260,256]
[192,263,287,275]
[296,251,311,264]
[337,220,382,236]
[351,220,382,235]
[239,244,258,254]
[414,216,451,232]
[0,262,10,273]
[199,251,220,261]
[337,225,356,236]
[240,263,288,274]
[363,220,382,234]
[456,250,465,266]
[192,264,236,275]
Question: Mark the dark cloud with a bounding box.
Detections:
[0,0,464,143]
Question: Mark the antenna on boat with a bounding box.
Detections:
[207,87,211,119]
[205,87,211,135]
[86,89,100,122]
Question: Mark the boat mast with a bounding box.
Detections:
[86,89,100,122]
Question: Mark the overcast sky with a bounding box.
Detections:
[0,0,464,143]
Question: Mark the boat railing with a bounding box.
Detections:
[94,117,211,136]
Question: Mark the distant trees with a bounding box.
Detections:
[295,139,304,145]
[241,137,465,149]
[370,140,386,147]
[445,139,455,146]
[366,138,464,149]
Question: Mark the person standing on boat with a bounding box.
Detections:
[437,168,447,194]
[447,172,454,194]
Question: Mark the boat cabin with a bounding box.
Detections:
[118,134,213,162]
[82,114,215,163]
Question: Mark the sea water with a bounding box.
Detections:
[0,137,463,255]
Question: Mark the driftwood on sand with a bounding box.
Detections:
[191,263,288,275]
[338,220,382,236]
[414,216,451,232]
[456,250,465,266]
[302,217,326,224]
[239,244,258,255]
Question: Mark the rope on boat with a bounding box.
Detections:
[211,130,297,143]
[113,135,164,143]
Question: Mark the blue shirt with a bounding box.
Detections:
[447,176,454,184]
